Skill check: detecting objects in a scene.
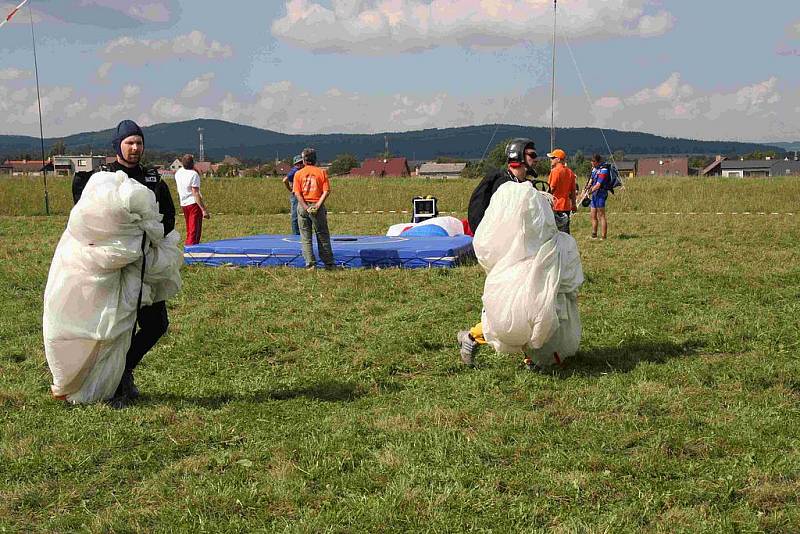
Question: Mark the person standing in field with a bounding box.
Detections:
[546,148,577,234]
[293,147,335,269]
[71,119,176,406]
[175,154,210,246]
[589,154,610,240]
[459,138,538,366]
[282,154,304,235]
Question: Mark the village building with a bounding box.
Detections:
[637,157,689,177]
[350,157,411,177]
[417,162,467,179]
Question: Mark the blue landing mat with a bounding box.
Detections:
[184,234,475,269]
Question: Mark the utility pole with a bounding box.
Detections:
[198,127,205,162]
[550,0,557,153]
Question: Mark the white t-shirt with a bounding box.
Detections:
[175,168,201,207]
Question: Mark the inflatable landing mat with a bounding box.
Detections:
[184,234,475,269]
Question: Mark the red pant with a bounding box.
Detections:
[182,203,203,245]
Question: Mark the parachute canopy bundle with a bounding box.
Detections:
[43,171,183,404]
[473,181,584,367]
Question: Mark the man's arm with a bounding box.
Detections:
[158,180,176,236]
[191,187,210,218]
[569,172,577,210]
[282,176,292,192]
[72,171,92,204]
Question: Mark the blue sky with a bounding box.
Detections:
[1,0,799,142]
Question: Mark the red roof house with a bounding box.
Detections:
[350,157,410,177]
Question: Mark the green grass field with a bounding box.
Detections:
[1,176,799,532]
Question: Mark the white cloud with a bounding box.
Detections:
[0,68,32,80]
[2,73,799,143]
[96,62,114,80]
[89,85,142,121]
[272,0,675,54]
[102,30,233,66]
[179,73,215,99]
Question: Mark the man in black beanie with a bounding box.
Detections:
[72,119,176,407]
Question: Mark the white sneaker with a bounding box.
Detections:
[457,330,479,366]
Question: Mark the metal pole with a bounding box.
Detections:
[550,0,557,152]
[29,4,49,215]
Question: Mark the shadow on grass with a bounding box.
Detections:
[557,338,703,378]
[143,379,368,409]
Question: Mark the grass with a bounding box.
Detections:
[1,176,799,532]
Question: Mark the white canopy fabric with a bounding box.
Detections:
[43,171,183,403]
[473,181,584,367]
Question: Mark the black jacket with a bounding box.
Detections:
[467,168,519,233]
[72,161,176,237]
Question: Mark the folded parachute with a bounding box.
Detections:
[43,171,183,404]
[473,181,584,368]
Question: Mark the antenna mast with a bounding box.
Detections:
[198,127,205,162]
[29,3,49,215]
[550,0,557,152]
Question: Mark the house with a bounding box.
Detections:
[3,159,50,176]
[0,163,12,176]
[275,162,292,175]
[170,158,217,176]
[350,157,410,177]
[614,161,636,178]
[417,162,467,178]
[51,155,107,176]
[637,157,688,177]
[720,160,771,177]
[768,159,800,177]
[700,156,726,176]
[220,155,242,167]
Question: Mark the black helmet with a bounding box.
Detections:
[505,138,536,165]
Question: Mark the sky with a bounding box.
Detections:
[1,0,799,143]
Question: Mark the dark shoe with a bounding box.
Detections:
[457,330,479,366]
[107,395,129,410]
[523,356,543,373]
[115,370,140,400]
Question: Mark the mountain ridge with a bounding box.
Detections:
[0,119,787,162]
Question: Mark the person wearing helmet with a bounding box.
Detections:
[458,138,538,366]
[283,154,304,235]
[466,138,538,233]
[70,119,176,407]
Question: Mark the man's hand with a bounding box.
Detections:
[202,209,211,219]
[307,204,318,215]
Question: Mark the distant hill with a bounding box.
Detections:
[770,142,800,151]
[0,119,787,163]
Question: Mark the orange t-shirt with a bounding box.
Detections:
[548,165,577,212]
[292,165,330,203]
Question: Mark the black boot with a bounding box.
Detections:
[114,370,140,400]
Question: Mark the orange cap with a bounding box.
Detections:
[546,148,567,160]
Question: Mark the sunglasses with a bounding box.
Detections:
[525,152,537,158]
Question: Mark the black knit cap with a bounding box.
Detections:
[112,119,144,158]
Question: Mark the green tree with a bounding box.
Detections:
[48,140,67,157]
[329,153,359,176]
[742,150,778,160]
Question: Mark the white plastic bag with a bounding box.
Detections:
[43,171,182,403]
[473,181,584,367]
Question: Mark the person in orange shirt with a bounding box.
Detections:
[546,148,577,234]
[292,147,335,269]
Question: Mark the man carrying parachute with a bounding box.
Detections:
[43,120,183,407]
[458,138,584,371]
